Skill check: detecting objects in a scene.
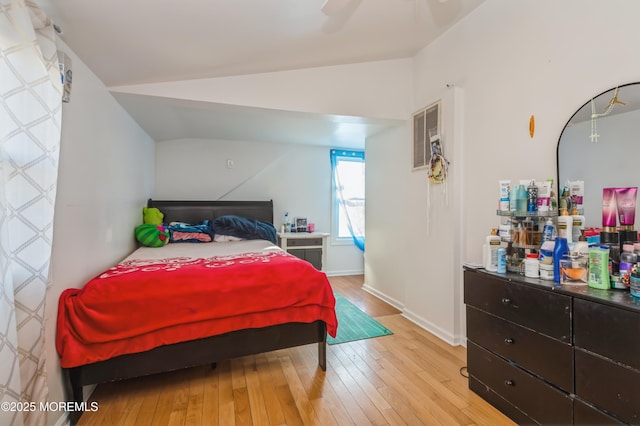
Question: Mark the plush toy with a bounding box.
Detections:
[143,207,164,225]
[135,224,169,247]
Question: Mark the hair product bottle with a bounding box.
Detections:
[557,209,573,244]
[570,207,585,244]
[553,237,569,283]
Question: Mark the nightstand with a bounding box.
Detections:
[277,232,329,271]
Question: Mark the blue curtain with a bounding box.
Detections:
[330,149,365,251]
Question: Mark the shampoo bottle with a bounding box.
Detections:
[588,245,611,290]
[570,207,585,244]
[557,208,573,244]
[553,237,569,283]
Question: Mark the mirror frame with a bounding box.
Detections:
[556,81,640,226]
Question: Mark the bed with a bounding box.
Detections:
[56,199,337,424]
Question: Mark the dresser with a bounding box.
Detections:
[277,232,329,271]
[464,268,640,425]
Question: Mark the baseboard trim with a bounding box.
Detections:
[361,283,405,311]
[402,309,462,346]
[362,283,464,346]
[325,269,364,277]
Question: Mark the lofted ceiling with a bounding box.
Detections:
[38,0,485,147]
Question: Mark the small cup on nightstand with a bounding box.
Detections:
[307,223,315,233]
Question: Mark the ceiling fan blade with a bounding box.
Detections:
[321,0,362,33]
[321,0,352,16]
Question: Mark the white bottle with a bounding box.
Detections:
[570,207,585,244]
[541,218,555,243]
[484,230,501,272]
[557,210,573,244]
[524,253,540,278]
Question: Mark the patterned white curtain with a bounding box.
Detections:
[0,1,62,425]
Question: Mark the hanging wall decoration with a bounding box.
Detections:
[427,129,449,184]
[529,115,535,138]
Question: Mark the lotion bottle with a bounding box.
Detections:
[557,208,573,244]
[484,229,501,272]
[570,207,585,244]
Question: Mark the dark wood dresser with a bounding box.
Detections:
[464,267,640,425]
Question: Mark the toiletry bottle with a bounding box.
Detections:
[588,245,610,290]
[499,180,510,212]
[556,208,573,244]
[548,178,558,211]
[631,267,640,297]
[619,243,636,290]
[283,212,290,233]
[497,247,507,273]
[541,218,554,243]
[572,231,589,258]
[570,207,585,244]
[527,180,538,213]
[484,229,501,272]
[608,244,622,289]
[524,253,539,278]
[560,186,572,212]
[516,185,527,213]
[553,237,569,283]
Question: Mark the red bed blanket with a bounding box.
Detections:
[56,246,337,368]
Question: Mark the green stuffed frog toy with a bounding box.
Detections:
[143,207,164,225]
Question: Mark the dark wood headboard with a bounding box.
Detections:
[147,199,274,224]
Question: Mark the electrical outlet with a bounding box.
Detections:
[226,159,234,169]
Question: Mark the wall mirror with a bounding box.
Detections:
[557,82,640,228]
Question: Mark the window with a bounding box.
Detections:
[413,101,440,170]
[330,149,365,251]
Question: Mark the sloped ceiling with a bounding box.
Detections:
[38,0,485,147]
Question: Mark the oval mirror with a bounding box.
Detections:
[557,82,640,228]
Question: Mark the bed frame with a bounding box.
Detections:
[63,199,328,425]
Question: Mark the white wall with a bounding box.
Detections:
[366,0,640,345]
[45,41,155,425]
[155,138,363,275]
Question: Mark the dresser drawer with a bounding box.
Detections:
[573,398,624,425]
[466,306,573,392]
[575,349,640,424]
[286,237,323,247]
[574,298,640,370]
[464,270,572,342]
[467,341,573,425]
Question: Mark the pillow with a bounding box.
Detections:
[167,220,215,243]
[143,207,164,225]
[135,224,169,247]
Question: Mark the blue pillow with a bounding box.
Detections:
[212,215,277,244]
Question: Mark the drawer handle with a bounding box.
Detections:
[501,297,511,305]
[504,379,515,386]
[504,338,514,344]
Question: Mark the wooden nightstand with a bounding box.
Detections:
[277,232,329,271]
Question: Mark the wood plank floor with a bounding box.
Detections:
[77,275,515,425]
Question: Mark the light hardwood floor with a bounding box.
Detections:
[76,275,515,425]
